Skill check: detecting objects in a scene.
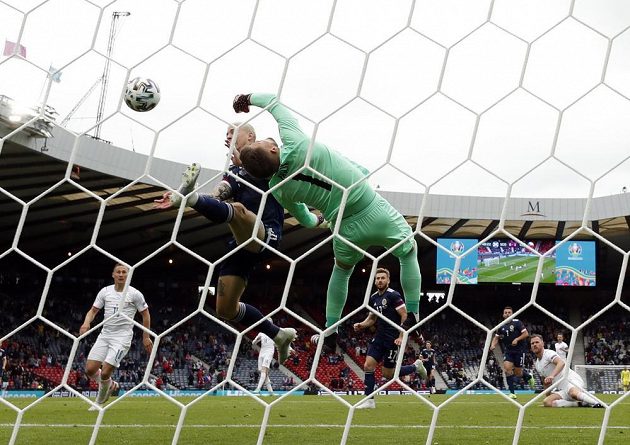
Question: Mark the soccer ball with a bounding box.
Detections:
[124,77,160,112]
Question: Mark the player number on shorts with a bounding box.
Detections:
[387,349,398,362]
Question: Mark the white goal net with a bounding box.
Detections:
[1,1,630,445]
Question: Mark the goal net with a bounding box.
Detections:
[575,365,629,394]
[1,1,630,445]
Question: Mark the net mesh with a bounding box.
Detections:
[0,1,629,444]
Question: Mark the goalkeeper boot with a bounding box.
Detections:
[414,359,428,380]
[356,398,376,409]
[274,327,297,363]
[170,163,201,207]
[310,332,338,353]
[402,312,421,337]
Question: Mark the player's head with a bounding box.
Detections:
[226,123,256,166]
[557,333,564,342]
[240,139,281,178]
[425,340,432,348]
[226,123,256,150]
[502,306,513,319]
[374,267,390,291]
[530,333,544,354]
[111,263,129,285]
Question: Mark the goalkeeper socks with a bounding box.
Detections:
[192,195,233,222]
[364,370,375,396]
[231,302,280,339]
[507,374,515,393]
[576,391,600,406]
[398,243,421,314]
[553,400,579,408]
[325,264,354,328]
[399,364,416,377]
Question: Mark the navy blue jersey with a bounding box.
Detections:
[497,319,527,353]
[369,288,405,343]
[421,348,436,365]
[224,165,285,239]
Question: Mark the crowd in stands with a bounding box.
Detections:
[2,270,630,396]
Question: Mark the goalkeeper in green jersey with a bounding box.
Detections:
[234,93,422,350]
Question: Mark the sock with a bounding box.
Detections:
[364,371,375,396]
[399,364,416,377]
[96,377,111,403]
[91,368,102,383]
[522,370,532,382]
[431,378,436,389]
[231,302,280,338]
[507,374,515,393]
[266,379,273,393]
[255,372,266,392]
[576,391,600,406]
[398,243,421,314]
[325,264,354,328]
[192,194,233,222]
[553,400,579,408]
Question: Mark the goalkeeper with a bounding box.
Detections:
[234,93,422,349]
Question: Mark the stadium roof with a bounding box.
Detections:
[2,124,630,270]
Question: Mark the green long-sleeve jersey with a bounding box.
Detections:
[250,93,376,228]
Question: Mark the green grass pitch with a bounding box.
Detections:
[0,394,628,444]
[478,256,556,284]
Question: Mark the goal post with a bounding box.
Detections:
[574,365,628,393]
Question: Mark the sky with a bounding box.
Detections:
[1,0,630,198]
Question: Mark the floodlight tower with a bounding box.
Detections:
[94,11,130,139]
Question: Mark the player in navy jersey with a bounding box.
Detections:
[490,306,536,398]
[353,268,427,409]
[421,340,437,394]
[0,347,6,384]
[154,124,296,362]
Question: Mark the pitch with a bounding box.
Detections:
[0,394,628,444]
[478,256,556,284]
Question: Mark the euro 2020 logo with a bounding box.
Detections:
[568,242,582,257]
[450,241,465,254]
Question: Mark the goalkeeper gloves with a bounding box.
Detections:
[233,94,252,113]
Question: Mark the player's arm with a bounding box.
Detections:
[139,308,153,354]
[252,333,262,345]
[544,356,565,388]
[234,93,306,148]
[80,306,100,335]
[394,304,407,346]
[353,313,377,331]
[282,200,324,229]
[512,327,529,346]
[490,333,500,350]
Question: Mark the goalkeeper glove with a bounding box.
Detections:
[233,94,252,113]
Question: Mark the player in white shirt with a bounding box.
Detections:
[530,334,601,408]
[252,331,276,394]
[80,264,153,409]
[554,333,569,361]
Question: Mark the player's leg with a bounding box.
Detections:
[226,202,268,253]
[356,352,379,409]
[503,359,517,398]
[514,353,535,389]
[254,366,268,393]
[568,385,601,407]
[85,335,109,403]
[215,260,294,363]
[381,347,423,381]
[375,198,421,324]
[542,393,566,407]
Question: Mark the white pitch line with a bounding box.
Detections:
[0,424,628,430]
